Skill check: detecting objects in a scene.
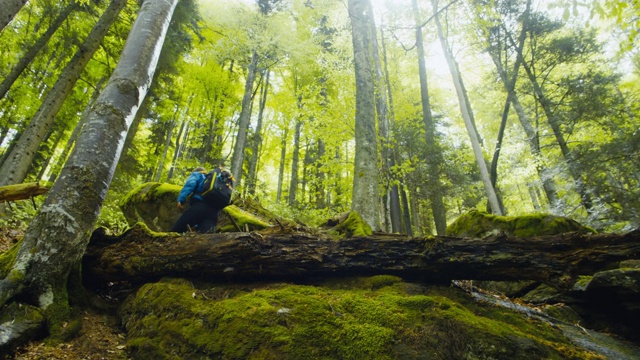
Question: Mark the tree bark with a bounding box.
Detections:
[288,115,302,207]
[247,70,269,196]
[276,128,287,203]
[0,0,128,187]
[432,0,503,216]
[230,50,259,187]
[0,0,178,338]
[83,225,640,289]
[348,0,380,230]
[412,0,447,235]
[0,0,28,33]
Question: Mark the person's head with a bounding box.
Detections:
[194,167,206,172]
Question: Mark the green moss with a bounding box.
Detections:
[0,240,21,278]
[446,210,595,238]
[120,182,181,208]
[218,205,271,232]
[120,278,601,359]
[331,212,373,238]
[44,286,83,343]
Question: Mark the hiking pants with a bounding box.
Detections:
[171,199,221,233]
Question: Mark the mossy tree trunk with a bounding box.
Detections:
[348,0,380,230]
[84,225,640,290]
[0,0,178,341]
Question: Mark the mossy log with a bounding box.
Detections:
[83,225,640,289]
[0,182,50,202]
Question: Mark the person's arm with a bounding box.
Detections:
[177,173,200,206]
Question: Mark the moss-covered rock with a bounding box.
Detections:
[322,211,373,238]
[446,210,595,238]
[119,182,182,232]
[0,302,46,354]
[119,277,604,360]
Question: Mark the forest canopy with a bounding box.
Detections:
[0,0,639,234]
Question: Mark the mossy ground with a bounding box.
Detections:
[120,276,602,360]
[446,210,596,238]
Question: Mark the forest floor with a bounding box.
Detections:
[1,227,129,360]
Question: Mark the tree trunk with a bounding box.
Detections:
[505,28,593,214]
[0,0,178,340]
[83,225,640,289]
[276,128,287,203]
[487,6,527,191]
[0,0,28,33]
[47,77,106,183]
[0,0,127,187]
[230,50,259,188]
[432,0,503,216]
[348,0,380,230]
[412,0,446,235]
[0,2,79,100]
[380,20,402,233]
[487,50,561,212]
[154,118,176,182]
[288,116,302,207]
[400,182,413,237]
[247,70,269,196]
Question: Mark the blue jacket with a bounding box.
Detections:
[177,171,206,205]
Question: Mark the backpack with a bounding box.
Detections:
[200,168,234,207]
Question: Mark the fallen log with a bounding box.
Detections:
[0,182,50,202]
[82,224,640,289]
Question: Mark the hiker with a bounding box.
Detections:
[171,166,222,233]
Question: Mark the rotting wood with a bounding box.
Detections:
[0,182,50,202]
[83,224,640,289]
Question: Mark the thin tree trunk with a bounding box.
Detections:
[0,0,177,340]
[155,118,176,182]
[0,0,28,33]
[48,77,106,182]
[288,116,303,207]
[512,32,593,213]
[432,0,502,215]
[412,0,447,234]
[0,0,127,187]
[400,182,413,237]
[483,14,560,210]
[0,1,79,100]
[276,128,288,203]
[348,0,380,229]
[230,50,259,187]
[380,21,402,232]
[248,70,270,196]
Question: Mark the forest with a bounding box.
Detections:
[1,0,640,358]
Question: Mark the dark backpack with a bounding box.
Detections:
[200,168,234,207]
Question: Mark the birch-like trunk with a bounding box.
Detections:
[348,0,380,230]
[0,0,177,338]
[0,0,128,187]
[230,50,259,187]
[432,0,503,215]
